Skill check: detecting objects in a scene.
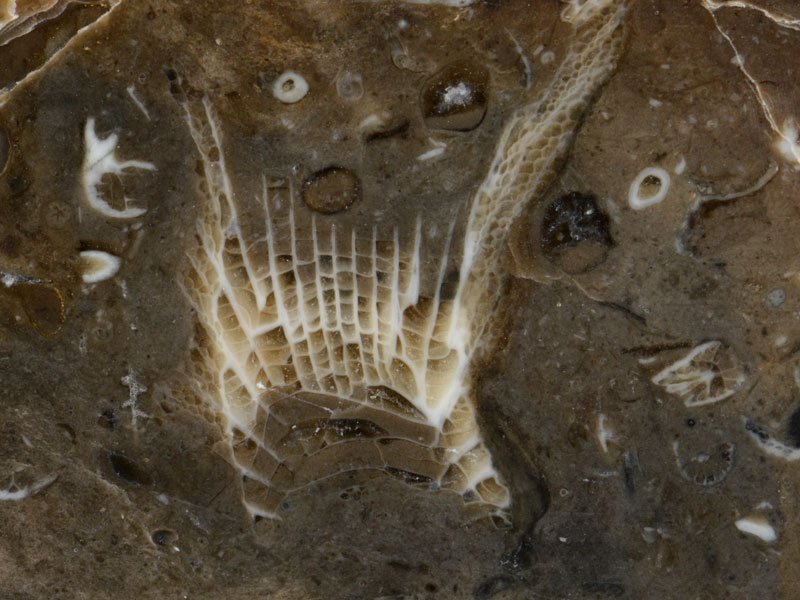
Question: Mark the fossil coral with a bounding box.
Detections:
[179,0,628,520]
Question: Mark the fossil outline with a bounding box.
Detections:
[178,0,628,520]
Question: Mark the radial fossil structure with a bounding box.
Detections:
[181,0,627,520]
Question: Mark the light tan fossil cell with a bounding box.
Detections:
[272,71,309,104]
[302,166,360,214]
[421,61,489,132]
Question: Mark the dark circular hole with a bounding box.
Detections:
[151,529,173,546]
[98,408,117,429]
[540,191,613,274]
[302,166,360,214]
[107,452,152,486]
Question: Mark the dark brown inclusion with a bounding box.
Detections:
[421,61,489,132]
[302,166,361,214]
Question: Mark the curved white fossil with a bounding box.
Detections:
[179,0,628,520]
[81,118,156,219]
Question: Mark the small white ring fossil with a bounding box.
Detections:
[628,166,670,210]
[272,71,309,104]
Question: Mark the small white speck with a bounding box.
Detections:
[441,82,472,109]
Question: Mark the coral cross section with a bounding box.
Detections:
[179,0,627,520]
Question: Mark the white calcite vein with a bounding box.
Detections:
[702,0,800,165]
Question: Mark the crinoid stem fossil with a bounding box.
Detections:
[179,0,629,521]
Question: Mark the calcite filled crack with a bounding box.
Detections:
[180,0,628,520]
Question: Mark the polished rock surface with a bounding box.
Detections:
[2,1,800,598]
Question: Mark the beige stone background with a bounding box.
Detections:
[2,0,800,598]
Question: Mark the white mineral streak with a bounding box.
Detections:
[416,138,447,161]
[596,414,614,453]
[0,1,123,106]
[699,162,778,201]
[506,28,532,89]
[0,473,57,501]
[744,417,800,461]
[701,0,800,165]
[180,1,629,519]
[126,85,151,120]
[121,368,148,428]
[81,118,155,219]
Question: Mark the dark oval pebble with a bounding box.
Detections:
[302,166,360,214]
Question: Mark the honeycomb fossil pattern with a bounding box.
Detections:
[179,0,628,520]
